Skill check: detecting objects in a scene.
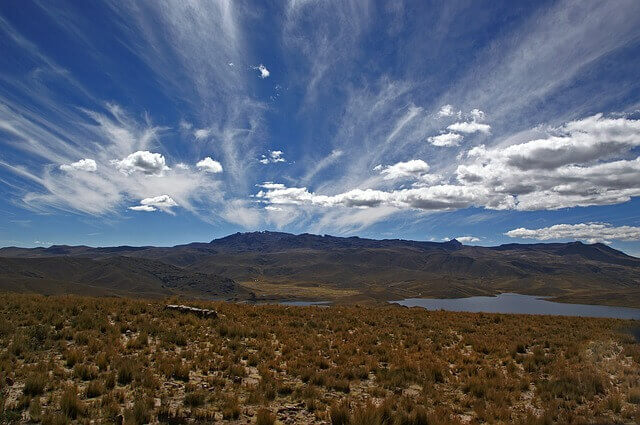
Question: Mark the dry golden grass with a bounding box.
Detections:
[0,292,639,424]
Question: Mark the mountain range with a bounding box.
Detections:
[1,231,639,307]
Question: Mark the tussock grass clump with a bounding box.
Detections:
[117,360,135,385]
[73,363,98,381]
[64,349,83,368]
[222,396,241,420]
[330,400,350,425]
[125,398,152,425]
[85,380,104,398]
[60,386,83,419]
[183,389,207,407]
[23,373,47,396]
[256,408,276,425]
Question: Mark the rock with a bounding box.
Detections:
[165,304,218,319]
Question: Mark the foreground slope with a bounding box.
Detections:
[1,293,639,424]
[1,231,639,306]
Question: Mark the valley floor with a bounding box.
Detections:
[1,293,640,424]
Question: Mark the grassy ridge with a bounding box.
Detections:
[1,293,639,424]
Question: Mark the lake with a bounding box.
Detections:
[392,293,640,319]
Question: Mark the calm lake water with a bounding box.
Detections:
[392,293,640,320]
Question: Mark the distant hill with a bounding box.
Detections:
[0,255,250,300]
[1,231,639,306]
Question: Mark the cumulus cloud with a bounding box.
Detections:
[112,151,169,175]
[59,158,97,172]
[196,157,223,173]
[376,159,431,180]
[447,121,491,134]
[470,109,486,121]
[255,182,511,211]
[427,132,463,147]
[490,114,640,170]
[128,194,178,213]
[259,150,286,164]
[256,114,640,214]
[254,64,270,79]
[193,128,211,140]
[437,104,455,117]
[456,236,481,243]
[455,114,640,210]
[505,223,640,244]
[128,205,156,212]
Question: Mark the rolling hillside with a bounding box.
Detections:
[1,231,639,306]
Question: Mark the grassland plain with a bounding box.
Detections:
[1,293,640,424]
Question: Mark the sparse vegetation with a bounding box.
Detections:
[0,292,639,423]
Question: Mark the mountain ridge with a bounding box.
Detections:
[1,231,639,307]
[2,230,637,258]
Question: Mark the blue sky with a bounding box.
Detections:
[1,1,640,255]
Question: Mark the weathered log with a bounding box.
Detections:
[164,304,218,319]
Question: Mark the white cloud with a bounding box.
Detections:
[196,157,223,173]
[427,132,463,147]
[255,182,510,211]
[302,149,344,183]
[437,104,455,117]
[447,121,491,134]
[456,236,481,243]
[377,159,430,180]
[256,113,640,215]
[259,150,286,164]
[493,114,640,170]
[220,199,261,227]
[254,64,270,79]
[128,195,178,213]
[505,223,640,244]
[455,114,640,210]
[128,205,157,212]
[59,158,97,172]
[470,109,486,121]
[193,128,211,140]
[112,151,169,176]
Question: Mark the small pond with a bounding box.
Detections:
[391,293,640,319]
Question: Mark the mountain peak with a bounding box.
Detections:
[446,238,463,248]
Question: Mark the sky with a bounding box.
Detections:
[1,1,640,255]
